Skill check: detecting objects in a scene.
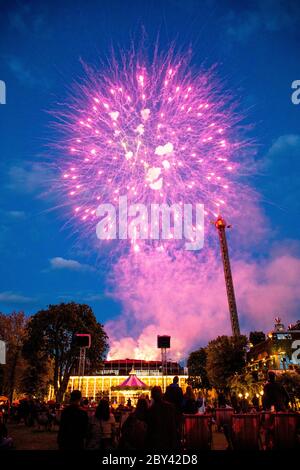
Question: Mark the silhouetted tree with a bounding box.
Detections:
[21,359,53,399]
[276,371,300,408]
[249,331,266,346]
[22,303,109,402]
[187,347,210,389]
[206,335,248,390]
[0,311,27,401]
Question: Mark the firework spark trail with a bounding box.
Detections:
[54,49,254,252]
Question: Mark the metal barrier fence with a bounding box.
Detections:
[183,411,299,450]
[183,414,212,449]
[231,414,261,450]
[273,413,299,449]
[215,408,234,430]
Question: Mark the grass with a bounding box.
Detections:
[8,422,58,450]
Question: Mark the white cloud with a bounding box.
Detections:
[49,257,95,272]
[82,293,105,301]
[57,291,104,302]
[6,210,26,219]
[263,134,300,210]
[0,291,35,304]
[9,3,46,36]
[7,57,39,88]
[5,55,51,90]
[225,1,300,42]
[7,163,51,193]
[266,134,300,160]
[0,210,26,219]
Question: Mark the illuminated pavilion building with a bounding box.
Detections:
[247,318,300,377]
[66,358,188,403]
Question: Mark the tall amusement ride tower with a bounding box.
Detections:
[215,216,241,337]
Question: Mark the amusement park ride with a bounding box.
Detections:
[214,216,241,337]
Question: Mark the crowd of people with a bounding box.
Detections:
[0,372,295,450]
[58,377,186,450]
[0,397,61,449]
[57,372,292,451]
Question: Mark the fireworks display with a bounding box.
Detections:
[52,48,260,359]
[54,49,252,252]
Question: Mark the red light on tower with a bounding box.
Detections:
[215,216,225,229]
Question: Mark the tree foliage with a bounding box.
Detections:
[249,331,266,346]
[228,370,264,397]
[206,335,248,390]
[187,347,210,389]
[276,371,300,401]
[21,359,53,399]
[0,311,27,400]
[22,302,109,402]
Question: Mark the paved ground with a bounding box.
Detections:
[7,422,227,450]
[212,430,227,450]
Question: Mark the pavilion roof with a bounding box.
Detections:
[113,368,149,390]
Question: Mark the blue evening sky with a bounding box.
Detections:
[0,0,299,326]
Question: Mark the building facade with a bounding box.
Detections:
[63,359,188,403]
[247,320,300,376]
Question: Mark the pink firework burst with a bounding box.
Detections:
[53,48,254,251]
